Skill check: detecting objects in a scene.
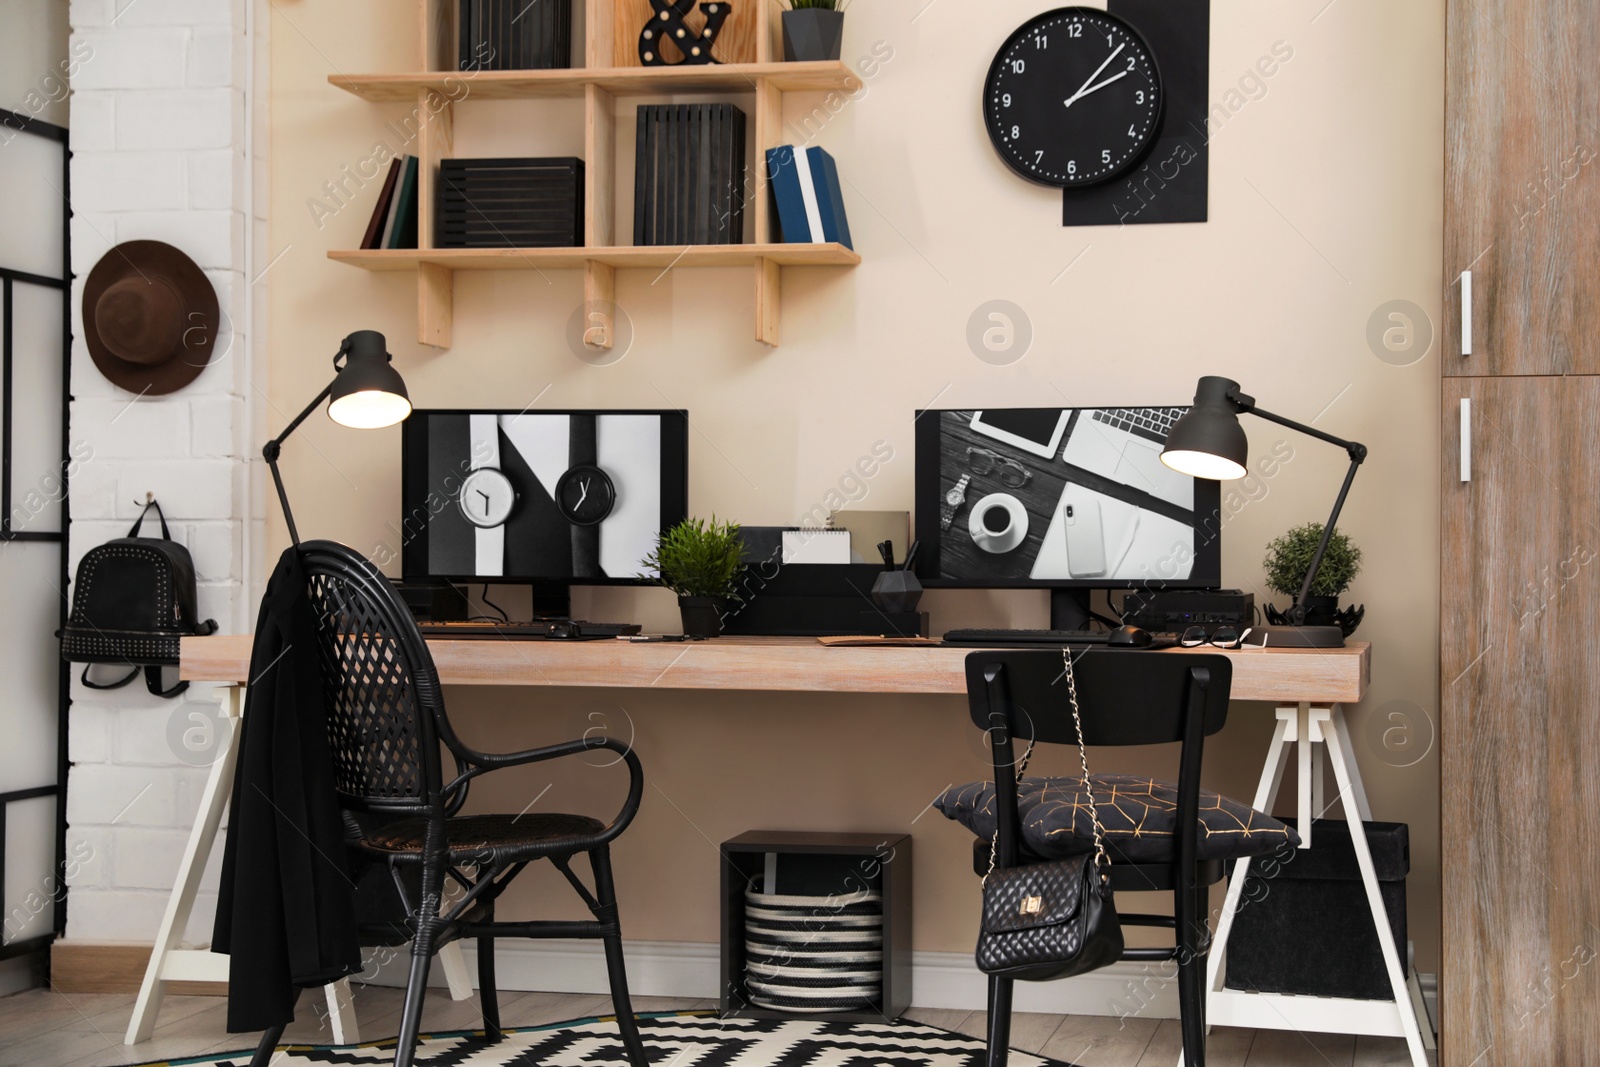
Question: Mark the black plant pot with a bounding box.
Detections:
[783,9,845,62]
[678,596,727,638]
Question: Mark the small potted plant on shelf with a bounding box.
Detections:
[1262,522,1366,635]
[781,0,849,63]
[643,516,746,638]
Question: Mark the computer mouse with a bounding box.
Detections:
[1107,624,1155,648]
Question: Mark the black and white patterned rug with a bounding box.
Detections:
[146,1011,1076,1066]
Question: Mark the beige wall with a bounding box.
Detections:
[268,1,1445,971]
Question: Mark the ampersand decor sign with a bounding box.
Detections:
[638,0,732,66]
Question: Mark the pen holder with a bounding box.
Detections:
[871,571,923,614]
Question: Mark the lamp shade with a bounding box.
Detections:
[327,329,411,429]
[1161,375,1250,481]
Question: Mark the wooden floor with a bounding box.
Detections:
[0,986,1436,1067]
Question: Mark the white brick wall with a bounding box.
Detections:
[65,1,265,948]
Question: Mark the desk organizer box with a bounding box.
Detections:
[742,883,884,1013]
[1225,819,1410,1000]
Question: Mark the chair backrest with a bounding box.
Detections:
[964,648,1233,748]
[963,648,1234,870]
[299,540,450,814]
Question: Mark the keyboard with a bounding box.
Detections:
[1092,406,1186,445]
[416,619,642,641]
[942,628,1181,648]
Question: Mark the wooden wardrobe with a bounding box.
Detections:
[1442,0,1600,1062]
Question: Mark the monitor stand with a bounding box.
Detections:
[529,581,572,620]
[1050,588,1096,631]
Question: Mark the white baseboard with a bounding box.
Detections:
[359,936,1436,1028]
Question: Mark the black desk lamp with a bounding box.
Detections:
[1160,375,1367,649]
[263,329,411,546]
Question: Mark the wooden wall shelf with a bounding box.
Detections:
[330,61,861,101]
[329,243,860,272]
[335,1,863,351]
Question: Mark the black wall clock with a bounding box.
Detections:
[985,1,1210,227]
[983,8,1164,188]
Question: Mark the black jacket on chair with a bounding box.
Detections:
[212,547,362,1032]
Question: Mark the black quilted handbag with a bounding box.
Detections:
[976,648,1124,982]
[59,499,217,698]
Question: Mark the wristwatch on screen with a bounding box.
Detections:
[555,414,615,578]
[940,474,971,531]
[459,413,513,576]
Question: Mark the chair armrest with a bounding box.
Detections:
[443,737,644,847]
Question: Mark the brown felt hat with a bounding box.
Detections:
[83,241,220,395]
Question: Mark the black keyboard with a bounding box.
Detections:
[1092,406,1187,445]
[417,619,642,640]
[942,628,1181,648]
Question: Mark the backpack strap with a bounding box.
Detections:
[128,499,172,540]
[81,663,141,691]
[145,666,189,699]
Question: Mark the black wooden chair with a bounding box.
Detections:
[961,648,1240,1067]
[249,541,648,1067]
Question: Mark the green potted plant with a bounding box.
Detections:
[642,516,747,638]
[781,0,848,63]
[1262,522,1365,634]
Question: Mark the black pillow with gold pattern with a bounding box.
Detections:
[936,775,1300,864]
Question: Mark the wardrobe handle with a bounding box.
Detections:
[1460,271,1472,356]
[1460,398,1472,482]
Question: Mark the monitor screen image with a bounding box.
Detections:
[401,410,689,584]
[914,407,1222,589]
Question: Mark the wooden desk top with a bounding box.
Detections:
[180,635,1369,704]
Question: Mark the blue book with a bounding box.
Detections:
[765,145,816,243]
[806,146,853,250]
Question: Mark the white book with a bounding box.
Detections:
[792,146,826,243]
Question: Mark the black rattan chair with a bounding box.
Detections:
[962,648,1237,1067]
[249,541,648,1067]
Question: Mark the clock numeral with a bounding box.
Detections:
[1002,92,1012,107]
[1011,125,1021,140]
[1127,55,1137,71]
[1102,149,1111,164]
[1067,160,1077,175]
[1105,32,1115,47]
[1012,59,1026,73]
[1068,23,1082,38]
[1035,34,1048,48]
[1128,124,1137,138]
[1035,150,1045,163]
[1136,89,1146,105]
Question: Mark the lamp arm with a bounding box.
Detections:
[1291,454,1364,623]
[1236,401,1368,464]
[262,380,334,548]
[1229,397,1368,624]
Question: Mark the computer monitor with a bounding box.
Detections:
[401,410,689,599]
[914,407,1222,628]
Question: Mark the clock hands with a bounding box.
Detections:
[576,479,590,509]
[1064,41,1126,108]
[477,489,490,513]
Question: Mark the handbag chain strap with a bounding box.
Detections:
[984,647,1109,883]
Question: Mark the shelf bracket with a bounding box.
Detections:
[417,262,453,349]
[755,258,780,347]
[584,261,616,351]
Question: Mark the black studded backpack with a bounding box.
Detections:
[60,499,218,698]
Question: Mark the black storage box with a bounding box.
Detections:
[1225,819,1409,1000]
[437,157,584,249]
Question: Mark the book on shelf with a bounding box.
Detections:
[387,155,420,250]
[765,144,852,249]
[360,156,404,250]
